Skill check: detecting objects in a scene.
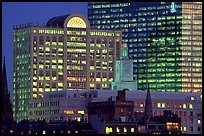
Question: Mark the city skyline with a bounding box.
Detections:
[2,2,202,134]
[2,2,88,99]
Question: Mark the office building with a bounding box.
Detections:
[112,43,137,90]
[13,13,122,122]
[88,2,202,93]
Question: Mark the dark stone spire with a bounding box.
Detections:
[2,56,14,133]
[144,83,153,118]
[2,56,9,100]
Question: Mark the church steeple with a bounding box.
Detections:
[2,56,14,133]
[2,56,9,100]
[144,83,153,118]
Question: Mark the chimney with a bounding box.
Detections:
[116,89,126,101]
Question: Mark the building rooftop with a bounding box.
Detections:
[43,90,201,102]
[46,14,71,27]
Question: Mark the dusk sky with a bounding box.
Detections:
[2,2,88,99]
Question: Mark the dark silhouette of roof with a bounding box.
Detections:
[46,14,71,27]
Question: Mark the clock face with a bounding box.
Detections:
[67,17,86,28]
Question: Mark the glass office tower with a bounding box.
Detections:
[88,2,202,93]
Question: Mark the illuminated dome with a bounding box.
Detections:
[46,13,90,28]
[67,17,86,28]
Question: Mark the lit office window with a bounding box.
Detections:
[198,119,201,124]
[157,103,161,108]
[189,104,193,109]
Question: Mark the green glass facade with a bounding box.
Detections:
[88,2,202,93]
[13,28,32,122]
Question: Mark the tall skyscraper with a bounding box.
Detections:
[13,13,122,122]
[88,2,202,93]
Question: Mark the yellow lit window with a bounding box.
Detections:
[52,77,57,80]
[109,78,113,82]
[77,117,81,122]
[52,65,57,69]
[90,66,94,70]
[33,82,37,86]
[39,76,44,80]
[106,127,112,134]
[96,78,101,82]
[58,65,63,69]
[183,126,186,132]
[140,103,144,108]
[90,84,94,87]
[82,61,86,64]
[77,110,85,114]
[33,76,37,80]
[124,127,127,133]
[162,103,165,108]
[131,128,134,133]
[191,96,194,101]
[45,88,50,92]
[59,71,63,75]
[157,103,161,108]
[45,47,50,52]
[183,104,186,109]
[39,88,43,92]
[33,88,37,92]
[33,94,37,98]
[58,82,63,87]
[116,127,120,133]
[189,104,193,109]
[39,64,44,69]
[64,110,74,114]
[198,119,201,124]
[58,48,63,52]
[45,76,50,80]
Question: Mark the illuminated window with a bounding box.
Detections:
[67,17,86,28]
[106,127,112,134]
[77,110,85,114]
[116,127,120,133]
[124,127,127,133]
[64,110,74,114]
[157,103,161,108]
[191,96,194,101]
[77,117,81,122]
[162,102,165,108]
[189,104,193,109]
[183,126,187,132]
[183,104,186,109]
[198,119,201,124]
[140,103,144,108]
[58,83,63,87]
[131,128,134,133]
[33,82,37,86]
[33,94,37,98]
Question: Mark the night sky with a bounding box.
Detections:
[2,2,88,100]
